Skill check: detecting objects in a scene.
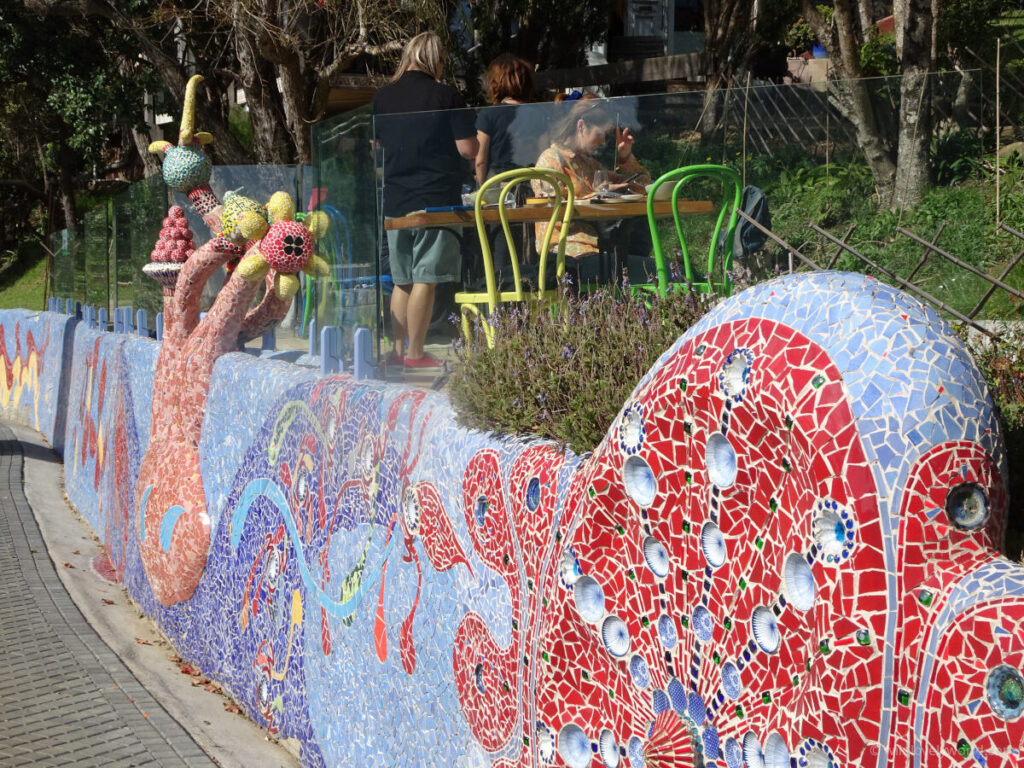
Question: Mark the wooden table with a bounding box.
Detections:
[384,198,713,230]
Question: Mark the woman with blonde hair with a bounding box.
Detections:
[372,31,477,369]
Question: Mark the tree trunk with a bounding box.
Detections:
[232,4,292,164]
[699,77,725,147]
[276,58,313,164]
[803,0,898,205]
[892,0,934,209]
[57,141,77,231]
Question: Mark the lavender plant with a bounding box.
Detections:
[449,274,721,455]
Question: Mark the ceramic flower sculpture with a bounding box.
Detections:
[236,191,330,300]
[137,74,296,606]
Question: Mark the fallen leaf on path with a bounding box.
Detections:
[101,598,115,605]
[223,703,240,714]
[63,562,74,569]
[72,550,80,555]
[203,683,221,693]
[166,653,182,662]
[134,637,152,645]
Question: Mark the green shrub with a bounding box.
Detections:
[448,281,719,454]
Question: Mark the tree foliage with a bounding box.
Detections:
[0,2,154,247]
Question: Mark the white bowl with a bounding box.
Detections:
[645,182,680,201]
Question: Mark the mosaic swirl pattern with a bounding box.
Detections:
[43,270,1024,767]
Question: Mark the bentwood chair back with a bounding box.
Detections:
[640,164,742,297]
[455,168,574,346]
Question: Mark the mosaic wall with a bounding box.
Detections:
[8,269,1024,768]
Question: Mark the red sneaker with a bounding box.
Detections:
[385,351,404,367]
[403,353,442,369]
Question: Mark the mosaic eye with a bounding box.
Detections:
[743,731,765,768]
[724,736,743,768]
[474,496,488,526]
[946,482,989,530]
[402,486,421,535]
[691,605,714,643]
[706,432,738,488]
[295,468,309,503]
[257,674,271,710]
[265,548,281,590]
[642,535,670,578]
[526,476,541,511]
[598,729,620,767]
[782,553,816,611]
[559,547,582,588]
[601,615,631,658]
[700,522,727,569]
[762,733,790,768]
[811,499,855,564]
[803,748,834,768]
[751,606,781,654]
[574,575,606,623]
[360,440,375,477]
[536,721,556,763]
[657,614,677,649]
[623,455,657,507]
[326,412,337,444]
[474,663,486,694]
[629,654,650,688]
[619,403,645,454]
[558,723,592,768]
[721,661,743,699]
[720,348,753,400]
[987,665,1024,720]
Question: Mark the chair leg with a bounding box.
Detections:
[460,304,477,344]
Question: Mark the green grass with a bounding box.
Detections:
[0,247,48,311]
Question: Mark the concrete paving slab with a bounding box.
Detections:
[3,422,300,768]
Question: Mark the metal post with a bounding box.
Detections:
[261,329,276,352]
[353,327,374,381]
[98,307,108,331]
[308,316,318,357]
[156,312,164,341]
[137,309,148,337]
[319,325,341,375]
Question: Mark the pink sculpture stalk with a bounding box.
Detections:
[137,75,295,606]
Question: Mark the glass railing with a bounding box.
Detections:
[55,69,1010,357]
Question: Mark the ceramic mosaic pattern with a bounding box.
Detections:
[14,269,1024,767]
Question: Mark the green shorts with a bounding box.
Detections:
[385,225,461,285]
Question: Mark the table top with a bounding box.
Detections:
[384,198,714,231]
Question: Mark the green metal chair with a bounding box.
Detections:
[455,168,574,347]
[640,164,742,297]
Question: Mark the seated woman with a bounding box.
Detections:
[533,97,653,288]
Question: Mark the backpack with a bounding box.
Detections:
[723,185,772,263]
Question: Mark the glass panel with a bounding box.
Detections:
[49,228,78,303]
[82,204,110,312]
[112,174,167,322]
[310,106,380,359]
[168,165,304,351]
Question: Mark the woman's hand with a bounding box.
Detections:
[616,126,635,163]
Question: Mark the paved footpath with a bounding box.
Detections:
[0,423,216,766]
[0,420,303,768]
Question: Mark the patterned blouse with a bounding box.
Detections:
[533,143,651,258]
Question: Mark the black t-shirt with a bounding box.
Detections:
[476,105,517,177]
[372,71,476,217]
[476,103,551,177]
